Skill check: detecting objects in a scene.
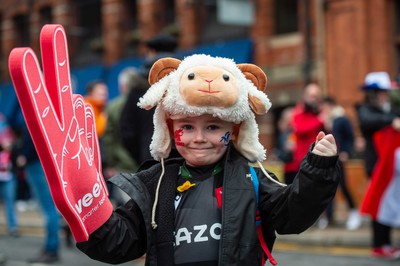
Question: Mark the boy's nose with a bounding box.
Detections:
[193,129,206,142]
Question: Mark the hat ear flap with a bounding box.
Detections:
[149,106,172,161]
[148,57,181,85]
[232,115,266,163]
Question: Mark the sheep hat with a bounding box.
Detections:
[138,54,272,163]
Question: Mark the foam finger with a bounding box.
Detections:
[40,24,74,128]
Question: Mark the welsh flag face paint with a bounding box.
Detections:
[175,128,185,146]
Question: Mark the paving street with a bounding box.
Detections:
[1,232,399,266]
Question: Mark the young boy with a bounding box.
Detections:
[9,26,339,266]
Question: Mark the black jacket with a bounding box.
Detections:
[77,144,339,265]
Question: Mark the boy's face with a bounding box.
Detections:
[172,114,236,167]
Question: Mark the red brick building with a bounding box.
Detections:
[1,0,399,152]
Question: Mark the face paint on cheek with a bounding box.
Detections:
[174,129,185,146]
[220,131,231,146]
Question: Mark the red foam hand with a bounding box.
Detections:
[8,24,113,242]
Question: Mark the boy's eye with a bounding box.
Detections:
[207,125,220,130]
[182,125,193,130]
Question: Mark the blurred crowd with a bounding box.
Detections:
[275,71,400,259]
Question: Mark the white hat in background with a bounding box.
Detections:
[362,71,397,90]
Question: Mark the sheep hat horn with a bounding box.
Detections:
[137,54,271,162]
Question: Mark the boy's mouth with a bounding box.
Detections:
[187,146,212,151]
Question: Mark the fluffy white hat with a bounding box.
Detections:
[138,54,271,162]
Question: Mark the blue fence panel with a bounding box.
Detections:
[70,64,107,96]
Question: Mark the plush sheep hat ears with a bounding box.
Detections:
[138,54,271,162]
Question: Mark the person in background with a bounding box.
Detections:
[84,80,109,139]
[321,96,361,230]
[120,32,179,165]
[291,83,330,228]
[102,67,148,205]
[14,126,60,263]
[0,113,19,237]
[291,83,324,170]
[357,71,400,259]
[291,83,324,181]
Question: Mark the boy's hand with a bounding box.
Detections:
[312,131,337,157]
[8,24,113,242]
